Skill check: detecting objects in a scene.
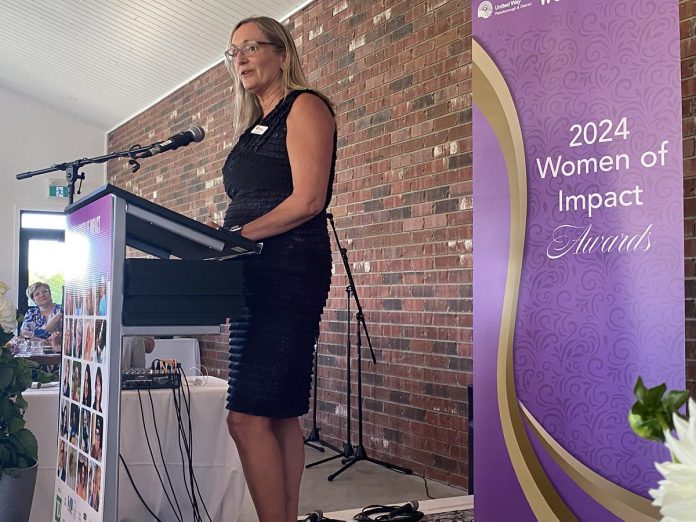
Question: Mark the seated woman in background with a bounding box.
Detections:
[20,282,62,348]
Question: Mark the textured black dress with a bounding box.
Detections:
[222,90,335,418]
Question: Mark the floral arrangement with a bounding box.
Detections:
[629,377,696,521]
[0,281,17,347]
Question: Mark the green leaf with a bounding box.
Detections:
[629,411,665,442]
[0,365,13,391]
[663,390,690,415]
[10,429,37,461]
[6,416,24,434]
[630,377,692,446]
[14,395,26,412]
[634,377,647,402]
[643,383,667,408]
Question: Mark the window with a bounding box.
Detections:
[18,211,66,314]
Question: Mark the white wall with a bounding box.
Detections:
[0,87,106,305]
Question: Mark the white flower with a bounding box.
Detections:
[0,281,8,298]
[650,398,696,522]
[0,298,15,334]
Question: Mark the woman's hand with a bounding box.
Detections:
[45,312,63,333]
[49,331,62,351]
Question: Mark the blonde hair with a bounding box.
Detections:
[225,16,334,140]
[26,282,50,300]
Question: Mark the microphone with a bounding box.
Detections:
[304,509,323,522]
[388,500,419,518]
[143,126,205,157]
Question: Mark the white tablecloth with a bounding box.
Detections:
[26,377,244,522]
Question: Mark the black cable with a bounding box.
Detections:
[179,369,213,522]
[177,370,201,522]
[353,504,424,521]
[146,388,185,522]
[136,389,183,522]
[180,372,200,520]
[119,453,164,522]
[415,473,434,500]
[171,384,200,521]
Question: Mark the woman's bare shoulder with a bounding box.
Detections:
[289,91,335,129]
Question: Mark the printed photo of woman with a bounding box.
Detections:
[84,319,94,361]
[88,462,101,512]
[60,400,69,438]
[57,440,66,482]
[76,454,88,500]
[67,446,77,490]
[71,361,81,402]
[69,403,79,445]
[62,359,70,398]
[92,367,103,413]
[90,413,103,462]
[82,364,92,407]
[80,407,91,454]
[94,319,106,364]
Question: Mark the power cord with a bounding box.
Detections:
[119,453,163,522]
[298,510,345,522]
[144,388,185,521]
[188,364,209,386]
[171,384,198,519]
[171,365,212,522]
[131,389,183,521]
[353,500,424,521]
[180,369,212,521]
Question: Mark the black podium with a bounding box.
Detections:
[52,184,260,522]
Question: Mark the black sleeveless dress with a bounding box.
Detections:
[222,90,335,418]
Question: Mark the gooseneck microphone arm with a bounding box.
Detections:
[16,126,205,205]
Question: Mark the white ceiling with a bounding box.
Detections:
[0,0,310,132]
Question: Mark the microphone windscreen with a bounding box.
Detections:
[188,125,205,142]
[306,509,323,522]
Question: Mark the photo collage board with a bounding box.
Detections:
[55,195,113,522]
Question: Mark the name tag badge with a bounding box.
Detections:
[251,125,268,135]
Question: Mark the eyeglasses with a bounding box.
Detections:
[224,41,281,61]
[32,288,50,297]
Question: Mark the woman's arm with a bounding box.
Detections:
[239,92,335,241]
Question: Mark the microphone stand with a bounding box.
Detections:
[309,213,412,481]
[306,285,355,468]
[16,143,163,205]
[304,337,341,454]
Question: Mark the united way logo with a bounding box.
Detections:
[541,0,560,5]
[478,1,493,18]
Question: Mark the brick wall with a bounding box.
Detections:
[683,0,696,397]
[107,0,696,492]
[108,0,472,489]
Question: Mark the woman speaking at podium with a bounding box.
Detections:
[215,15,336,522]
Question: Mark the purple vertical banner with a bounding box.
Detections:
[54,195,113,522]
[473,1,684,521]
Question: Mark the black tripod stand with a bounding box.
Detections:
[308,213,412,481]
[304,338,341,454]
[306,286,356,468]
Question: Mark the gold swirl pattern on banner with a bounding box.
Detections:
[473,37,575,522]
[473,38,659,521]
[520,403,660,520]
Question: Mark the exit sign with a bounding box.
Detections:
[49,180,69,198]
